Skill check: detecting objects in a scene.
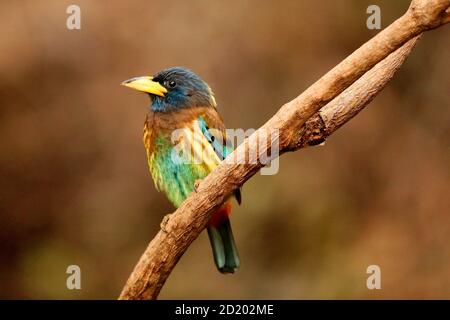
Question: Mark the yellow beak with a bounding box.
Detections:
[121,76,168,97]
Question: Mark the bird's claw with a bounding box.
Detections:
[160,214,172,233]
[194,179,203,192]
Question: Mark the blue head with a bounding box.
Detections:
[122,67,216,112]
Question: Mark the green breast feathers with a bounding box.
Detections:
[143,107,230,207]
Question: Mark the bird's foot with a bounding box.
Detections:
[160,214,172,233]
[194,179,203,192]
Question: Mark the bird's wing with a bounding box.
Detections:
[197,116,231,161]
[196,113,242,205]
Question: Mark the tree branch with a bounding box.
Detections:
[296,36,420,149]
[119,0,450,300]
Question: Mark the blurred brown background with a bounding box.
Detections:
[0,0,449,299]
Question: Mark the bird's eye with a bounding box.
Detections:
[167,80,177,88]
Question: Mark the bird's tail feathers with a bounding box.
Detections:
[207,203,240,273]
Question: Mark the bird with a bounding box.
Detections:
[122,67,241,273]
